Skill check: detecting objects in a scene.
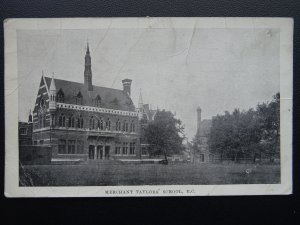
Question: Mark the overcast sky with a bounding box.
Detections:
[17,28,279,140]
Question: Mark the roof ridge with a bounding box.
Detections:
[44,76,124,92]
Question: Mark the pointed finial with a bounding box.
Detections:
[52,72,54,78]
[42,70,44,77]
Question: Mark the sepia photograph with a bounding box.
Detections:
[4,18,293,196]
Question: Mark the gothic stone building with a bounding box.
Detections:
[32,43,143,163]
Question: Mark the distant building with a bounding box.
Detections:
[137,90,158,157]
[19,113,33,146]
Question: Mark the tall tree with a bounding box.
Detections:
[256,93,280,162]
[144,110,185,163]
[208,92,280,163]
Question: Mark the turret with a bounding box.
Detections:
[28,109,33,123]
[49,74,57,111]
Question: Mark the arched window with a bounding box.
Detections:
[89,116,95,130]
[57,89,64,103]
[106,119,111,131]
[58,114,66,127]
[123,120,128,132]
[95,94,101,107]
[68,115,75,128]
[130,121,135,132]
[77,115,84,128]
[76,91,83,105]
[97,118,104,130]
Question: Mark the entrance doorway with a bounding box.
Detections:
[89,145,95,159]
[97,145,103,159]
[105,146,110,160]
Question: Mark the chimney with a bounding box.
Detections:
[197,107,202,134]
[122,79,132,97]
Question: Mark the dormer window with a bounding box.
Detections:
[57,89,64,103]
[76,91,83,105]
[95,94,101,107]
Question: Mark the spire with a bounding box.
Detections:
[138,88,143,109]
[86,40,90,54]
[50,73,56,91]
[84,41,93,91]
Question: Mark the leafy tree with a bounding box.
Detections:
[208,92,280,163]
[256,93,280,162]
[144,110,185,163]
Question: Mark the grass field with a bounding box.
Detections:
[19,161,280,186]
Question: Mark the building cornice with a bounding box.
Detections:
[56,103,138,117]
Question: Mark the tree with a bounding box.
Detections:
[208,92,280,163]
[144,110,185,163]
[256,93,280,162]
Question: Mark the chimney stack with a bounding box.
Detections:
[122,79,132,97]
[197,107,202,134]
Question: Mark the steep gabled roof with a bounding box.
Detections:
[44,77,135,111]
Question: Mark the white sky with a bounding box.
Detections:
[17,28,279,140]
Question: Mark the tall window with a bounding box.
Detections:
[95,94,101,107]
[130,121,135,132]
[122,142,128,155]
[68,140,76,154]
[130,143,135,155]
[115,142,121,155]
[58,139,66,154]
[76,91,83,105]
[123,120,128,132]
[68,115,75,128]
[58,114,66,127]
[77,115,84,128]
[57,89,64,103]
[98,118,104,130]
[116,119,121,131]
[89,116,95,130]
[106,119,111,131]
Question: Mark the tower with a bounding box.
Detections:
[84,42,93,91]
[122,79,132,96]
[49,74,57,111]
[197,107,202,135]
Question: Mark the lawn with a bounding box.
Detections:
[19,161,280,186]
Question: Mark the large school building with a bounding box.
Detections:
[31,43,153,163]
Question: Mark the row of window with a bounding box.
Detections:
[57,139,136,155]
[115,142,136,155]
[56,89,102,107]
[55,115,136,132]
[58,139,84,154]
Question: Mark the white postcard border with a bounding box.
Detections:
[4,17,293,197]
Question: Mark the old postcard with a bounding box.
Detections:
[4,18,293,197]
